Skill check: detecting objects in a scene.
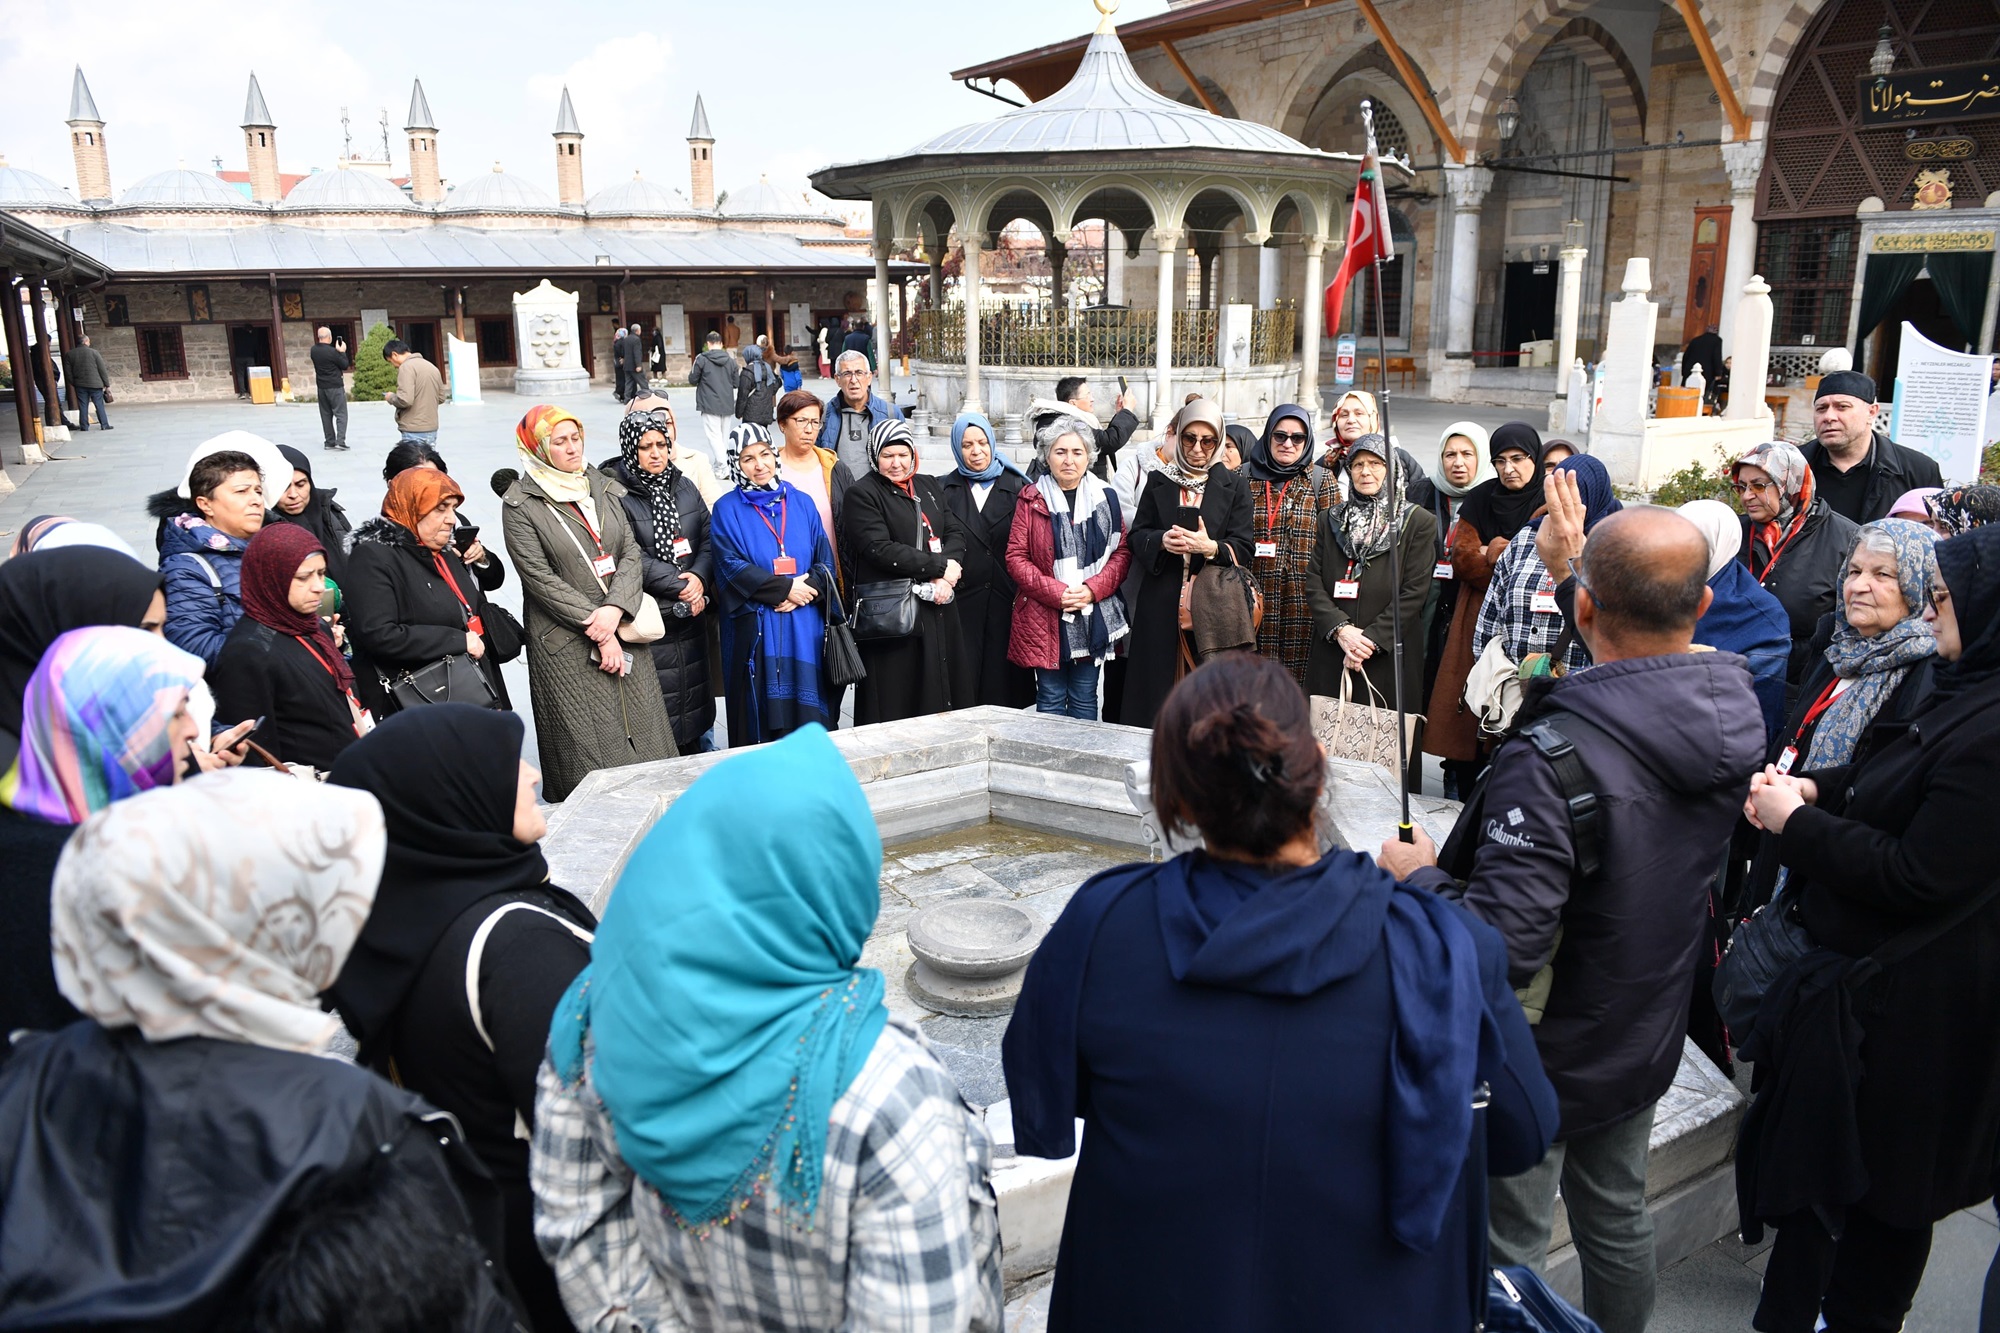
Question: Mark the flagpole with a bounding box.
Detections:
[1361,98,1415,843]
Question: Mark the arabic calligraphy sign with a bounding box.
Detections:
[1906,137,1976,161]
[1870,231,1994,253]
[1862,62,2000,125]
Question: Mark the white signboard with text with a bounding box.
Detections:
[658,304,687,356]
[1890,322,1993,483]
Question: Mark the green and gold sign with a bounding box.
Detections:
[1870,230,1995,253]
[1862,62,2000,125]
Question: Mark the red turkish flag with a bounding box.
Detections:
[1324,149,1394,335]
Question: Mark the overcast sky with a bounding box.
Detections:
[2,0,1168,212]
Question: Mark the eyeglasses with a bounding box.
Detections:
[1566,555,1613,614]
[836,369,869,380]
[792,416,823,429]
[1270,430,1308,444]
[1730,479,1776,496]
[1181,431,1219,447]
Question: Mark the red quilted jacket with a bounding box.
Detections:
[1004,483,1133,670]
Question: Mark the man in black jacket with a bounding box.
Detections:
[610,324,635,402]
[1381,506,1765,1333]
[309,327,349,450]
[1052,375,1137,479]
[1802,370,1942,524]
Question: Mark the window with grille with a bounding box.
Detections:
[136,325,186,380]
[477,318,515,366]
[1372,104,1410,160]
[1757,221,1857,345]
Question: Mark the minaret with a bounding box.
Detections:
[553,86,584,209]
[242,73,281,203]
[405,79,441,206]
[688,93,715,212]
[66,67,111,204]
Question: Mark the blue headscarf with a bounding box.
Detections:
[949,410,1023,481]
[548,724,888,1229]
[1530,453,1623,532]
[1805,518,1938,769]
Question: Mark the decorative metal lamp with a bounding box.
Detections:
[1497,96,1522,144]
[1869,24,1895,76]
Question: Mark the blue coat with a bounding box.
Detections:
[1004,850,1555,1332]
[1694,559,1792,742]
[816,390,902,475]
[158,516,247,666]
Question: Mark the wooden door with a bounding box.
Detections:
[1682,208,1731,345]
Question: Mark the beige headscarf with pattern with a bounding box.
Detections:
[51,769,386,1054]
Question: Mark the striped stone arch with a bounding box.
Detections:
[1464,0,1723,154]
[1552,17,1647,145]
[1742,0,1836,128]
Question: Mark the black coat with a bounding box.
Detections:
[1118,469,1255,728]
[1304,504,1437,708]
[841,471,974,724]
[0,1023,519,1330]
[209,617,361,772]
[0,808,79,1037]
[344,519,513,718]
[1802,433,1945,526]
[1091,408,1139,481]
[1773,675,2000,1226]
[605,460,717,751]
[1740,500,1861,697]
[938,470,1033,708]
[1413,653,1765,1135]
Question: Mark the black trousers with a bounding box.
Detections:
[1754,1208,1933,1333]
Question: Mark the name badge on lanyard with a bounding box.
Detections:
[1334,579,1361,600]
[1531,577,1559,615]
[929,536,944,554]
[671,536,693,560]
[1434,560,1453,580]
[1775,745,1799,776]
[592,553,617,579]
[1255,541,1279,560]
[772,556,799,576]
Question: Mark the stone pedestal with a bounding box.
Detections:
[1220,303,1254,372]
[511,279,590,398]
[1724,274,1775,422]
[1719,138,1766,355]
[1588,259,1662,487]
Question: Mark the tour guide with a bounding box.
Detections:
[1801,370,1942,526]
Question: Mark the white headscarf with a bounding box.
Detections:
[1678,499,1744,579]
[175,431,293,513]
[1432,422,1494,500]
[52,770,386,1054]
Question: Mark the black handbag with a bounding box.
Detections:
[849,579,918,641]
[1713,884,1816,1043]
[387,654,499,711]
[483,603,526,664]
[816,564,867,688]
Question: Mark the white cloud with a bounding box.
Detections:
[524,34,674,184]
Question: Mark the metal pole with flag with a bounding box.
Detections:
[1330,99,1415,841]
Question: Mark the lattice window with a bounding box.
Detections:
[1758,221,1857,345]
[1372,104,1409,160]
[136,325,185,380]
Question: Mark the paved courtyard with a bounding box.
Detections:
[3,384,1995,1329]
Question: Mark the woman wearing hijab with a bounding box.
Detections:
[1886,486,1945,532]
[1006,417,1133,719]
[346,466,515,721]
[0,771,519,1330]
[1733,440,1862,699]
[0,546,165,776]
[1409,422,1492,712]
[605,408,716,753]
[940,409,1033,708]
[9,515,140,560]
[710,422,839,746]
[531,725,1002,1330]
[1319,388,1380,495]
[1740,523,2000,1333]
[735,342,780,427]
[843,418,975,724]
[268,444,354,586]
[0,626,202,1037]
[501,404,677,800]
[1243,403,1339,687]
[1679,499,1793,741]
[210,523,367,774]
[1475,454,1622,677]
[381,438,507,591]
[1422,422,1545,794]
[1306,435,1437,742]
[1926,483,2000,535]
[329,706,595,1333]
[1003,654,1556,1332]
[1119,399,1255,728]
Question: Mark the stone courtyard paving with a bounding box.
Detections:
[4,386,1993,1329]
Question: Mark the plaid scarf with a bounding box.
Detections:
[1036,474,1129,663]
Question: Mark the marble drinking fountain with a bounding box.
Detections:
[542,706,1745,1298]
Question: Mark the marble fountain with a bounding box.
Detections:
[542,706,1745,1299]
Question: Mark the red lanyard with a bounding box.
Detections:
[754,493,790,551]
[434,553,486,637]
[292,634,367,736]
[1796,676,1845,737]
[569,502,606,554]
[1260,480,1292,535]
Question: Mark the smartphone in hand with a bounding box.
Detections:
[1172,505,1204,533]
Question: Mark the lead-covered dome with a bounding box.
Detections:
[587,171,692,217]
[0,160,82,211]
[720,175,838,221]
[442,163,557,213]
[282,165,414,212]
[116,168,257,210]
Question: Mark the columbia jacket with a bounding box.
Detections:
[1410,652,1764,1135]
[688,347,738,417]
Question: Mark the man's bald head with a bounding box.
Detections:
[1578,507,1711,642]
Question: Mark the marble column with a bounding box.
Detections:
[962,239,985,413]
[1555,244,1587,389]
[1153,229,1181,430]
[1299,235,1326,425]
[873,240,894,391]
[1220,227,1242,307]
[1440,164,1495,361]
[1106,225,1126,305]
[1257,243,1280,308]
[1718,138,1765,355]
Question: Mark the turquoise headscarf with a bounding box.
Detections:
[949,410,1024,481]
[549,723,888,1229]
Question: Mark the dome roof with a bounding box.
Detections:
[721,175,834,220]
[907,29,1320,158]
[587,171,692,217]
[0,160,81,210]
[116,168,257,210]
[442,163,557,213]
[281,164,415,211]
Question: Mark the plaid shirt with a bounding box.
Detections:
[1473,526,1592,674]
[1249,469,1341,685]
[531,1020,1003,1333]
